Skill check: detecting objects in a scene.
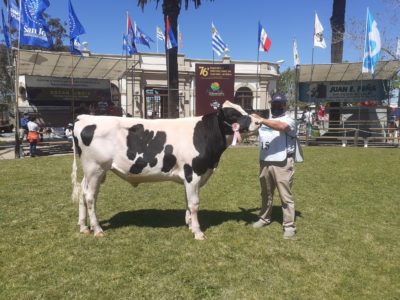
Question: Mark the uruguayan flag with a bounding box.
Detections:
[212,22,228,56]
[362,8,381,75]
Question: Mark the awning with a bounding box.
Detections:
[17,49,137,80]
[298,60,400,82]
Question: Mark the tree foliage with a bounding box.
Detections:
[277,68,296,107]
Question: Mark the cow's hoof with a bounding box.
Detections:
[194,232,206,240]
[94,231,105,237]
[80,228,91,235]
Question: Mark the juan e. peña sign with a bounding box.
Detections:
[298,80,389,102]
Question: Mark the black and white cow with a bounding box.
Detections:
[71,101,260,240]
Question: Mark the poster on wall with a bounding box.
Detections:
[298,80,389,102]
[195,64,235,115]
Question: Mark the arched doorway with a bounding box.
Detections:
[234,87,253,110]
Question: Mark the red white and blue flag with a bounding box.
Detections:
[165,16,177,49]
[127,15,138,53]
[258,22,271,52]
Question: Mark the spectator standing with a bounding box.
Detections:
[303,106,314,137]
[27,115,40,157]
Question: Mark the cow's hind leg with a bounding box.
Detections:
[78,179,90,234]
[184,181,205,240]
[81,167,107,237]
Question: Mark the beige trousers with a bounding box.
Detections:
[258,157,296,230]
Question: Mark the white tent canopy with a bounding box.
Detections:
[298,60,400,83]
[17,49,136,80]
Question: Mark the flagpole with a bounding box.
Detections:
[71,54,75,122]
[311,12,316,66]
[126,11,129,116]
[14,0,22,158]
[256,46,260,111]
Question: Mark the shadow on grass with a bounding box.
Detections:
[100,206,302,232]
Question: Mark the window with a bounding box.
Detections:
[234,87,253,110]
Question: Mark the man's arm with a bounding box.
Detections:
[252,114,290,132]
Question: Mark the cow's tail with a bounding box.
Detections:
[71,135,81,203]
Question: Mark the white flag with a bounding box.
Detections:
[314,13,326,48]
[293,38,300,66]
[396,38,400,59]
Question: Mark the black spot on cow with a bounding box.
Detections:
[81,124,96,146]
[162,145,176,173]
[192,112,226,176]
[127,124,167,174]
[184,164,193,183]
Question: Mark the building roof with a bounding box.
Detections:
[298,60,400,82]
[17,49,137,80]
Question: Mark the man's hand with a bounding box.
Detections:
[251,113,264,125]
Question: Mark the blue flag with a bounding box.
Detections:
[8,0,20,30]
[1,9,11,48]
[134,22,154,48]
[20,0,53,48]
[123,34,133,55]
[362,8,381,75]
[69,0,85,55]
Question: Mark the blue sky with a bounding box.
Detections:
[2,0,399,70]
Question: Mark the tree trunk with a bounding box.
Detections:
[329,0,346,130]
[163,0,180,118]
[330,0,346,63]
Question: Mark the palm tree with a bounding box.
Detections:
[138,0,210,118]
[329,0,346,128]
[330,0,346,63]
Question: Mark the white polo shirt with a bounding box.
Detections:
[259,114,296,162]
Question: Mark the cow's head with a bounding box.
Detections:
[220,100,260,135]
[219,100,260,135]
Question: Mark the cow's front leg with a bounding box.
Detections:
[184,181,205,240]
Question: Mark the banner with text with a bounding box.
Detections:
[298,80,389,102]
[195,64,235,115]
[25,76,111,105]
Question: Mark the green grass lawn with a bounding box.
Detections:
[0,147,399,299]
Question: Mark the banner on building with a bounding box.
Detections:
[25,76,111,105]
[195,64,235,115]
[298,80,389,102]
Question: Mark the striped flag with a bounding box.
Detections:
[165,16,177,49]
[258,22,271,52]
[156,26,165,41]
[212,22,228,56]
